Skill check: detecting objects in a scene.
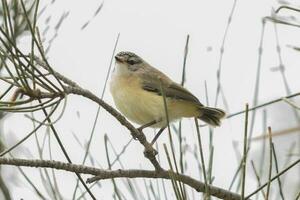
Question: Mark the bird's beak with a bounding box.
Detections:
[115,55,123,63]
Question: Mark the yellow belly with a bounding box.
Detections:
[110,74,199,127]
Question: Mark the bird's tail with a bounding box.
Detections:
[198,107,226,127]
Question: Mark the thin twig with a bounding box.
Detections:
[194,118,209,199]
[271,143,285,200]
[37,99,96,200]
[214,0,238,109]
[227,91,300,118]
[245,159,300,199]
[265,127,273,200]
[275,6,300,14]
[72,32,120,199]
[250,161,266,199]
[241,104,249,199]
[160,79,185,199]
[163,144,182,200]
[104,134,122,200]
[0,101,60,157]
[250,126,300,141]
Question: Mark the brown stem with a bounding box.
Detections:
[0,157,242,200]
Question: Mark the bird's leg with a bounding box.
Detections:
[137,120,157,132]
[132,120,159,140]
[150,127,166,145]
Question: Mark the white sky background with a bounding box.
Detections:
[2,0,300,199]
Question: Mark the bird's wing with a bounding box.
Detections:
[139,66,203,106]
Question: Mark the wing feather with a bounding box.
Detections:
[139,65,202,106]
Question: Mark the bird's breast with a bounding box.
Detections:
[110,74,164,126]
[110,73,200,127]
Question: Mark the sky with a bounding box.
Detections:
[2,0,300,199]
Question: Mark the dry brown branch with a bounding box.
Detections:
[251,126,300,141]
[0,157,242,200]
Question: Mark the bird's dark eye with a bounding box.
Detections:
[127,59,136,65]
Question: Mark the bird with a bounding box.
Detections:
[110,51,225,144]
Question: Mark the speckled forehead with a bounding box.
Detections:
[117,51,139,58]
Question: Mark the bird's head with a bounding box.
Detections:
[114,51,144,75]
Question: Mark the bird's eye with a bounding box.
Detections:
[127,59,136,65]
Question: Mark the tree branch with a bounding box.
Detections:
[64,86,162,171]
[0,157,242,200]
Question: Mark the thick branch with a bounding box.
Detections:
[0,157,242,200]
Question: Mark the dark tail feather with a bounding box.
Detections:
[198,107,226,127]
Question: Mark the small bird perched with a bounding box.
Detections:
[110,51,225,144]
